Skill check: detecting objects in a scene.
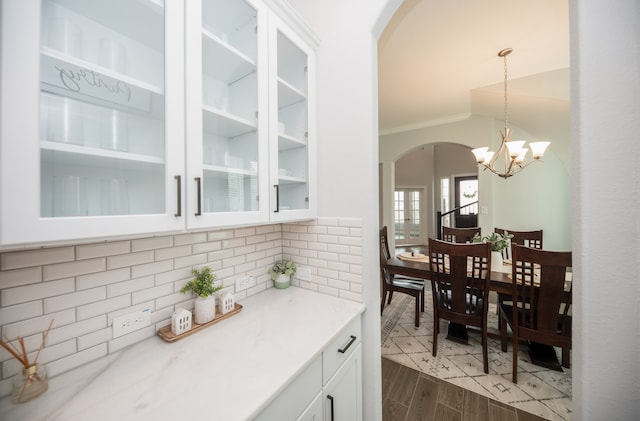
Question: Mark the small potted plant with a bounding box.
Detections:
[268,259,297,289]
[180,266,222,324]
[473,231,514,269]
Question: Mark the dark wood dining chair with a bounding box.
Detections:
[442,226,481,243]
[499,244,572,383]
[494,228,544,323]
[494,228,543,259]
[379,226,425,327]
[428,238,492,373]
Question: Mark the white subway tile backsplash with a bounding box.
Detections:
[131,259,174,279]
[2,278,74,306]
[208,229,235,241]
[174,254,207,270]
[327,244,349,254]
[44,287,106,313]
[78,327,112,351]
[0,267,42,288]
[76,241,131,260]
[43,258,106,281]
[1,247,74,271]
[0,219,363,398]
[47,315,107,346]
[4,309,75,339]
[174,232,207,246]
[0,301,42,325]
[131,236,173,252]
[131,283,173,305]
[155,245,192,261]
[193,240,222,254]
[77,267,130,290]
[107,250,154,270]
[77,295,130,321]
[107,276,155,298]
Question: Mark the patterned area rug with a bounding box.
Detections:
[381,285,572,420]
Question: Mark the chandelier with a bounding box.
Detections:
[471,48,550,178]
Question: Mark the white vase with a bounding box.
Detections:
[193,296,216,324]
[491,251,503,271]
[274,274,290,289]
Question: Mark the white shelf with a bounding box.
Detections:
[278,133,306,151]
[203,106,257,138]
[203,164,258,177]
[278,77,306,108]
[202,29,257,83]
[278,175,306,184]
[41,140,164,168]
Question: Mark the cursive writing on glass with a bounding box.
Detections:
[56,66,132,102]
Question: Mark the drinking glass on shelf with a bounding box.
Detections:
[98,38,126,73]
[46,95,84,145]
[100,109,129,152]
[48,17,82,58]
[101,178,130,215]
[52,175,88,217]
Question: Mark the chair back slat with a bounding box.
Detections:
[428,238,491,321]
[495,228,543,259]
[511,244,572,336]
[442,226,481,243]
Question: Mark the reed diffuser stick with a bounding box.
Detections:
[33,319,54,365]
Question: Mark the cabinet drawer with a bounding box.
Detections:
[255,355,322,421]
[322,316,361,384]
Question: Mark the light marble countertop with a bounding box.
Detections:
[0,287,365,421]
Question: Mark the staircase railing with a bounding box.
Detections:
[436,201,479,240]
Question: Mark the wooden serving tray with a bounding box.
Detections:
[157,303,243,343]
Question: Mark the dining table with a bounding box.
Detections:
[384,251,571,371]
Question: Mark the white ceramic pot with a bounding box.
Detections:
[274,274,290,289]
[491,251,503,271]
[193,296,216,324]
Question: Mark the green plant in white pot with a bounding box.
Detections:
[473,231,514,270]
[268,260,297,289]
[180,267,222,324]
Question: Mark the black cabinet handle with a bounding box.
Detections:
[174,175,181,217]
[327,395,334,421]
[194,177,202,216]
[338,335,357,354]
[274,184,279,213]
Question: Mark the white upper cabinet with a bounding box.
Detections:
[269,12,316,221]
[0,0,316,246]
[185,0,270,228]
[0,0,185,245]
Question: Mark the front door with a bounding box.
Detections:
[394,188,424,245]
[454,176,478,228]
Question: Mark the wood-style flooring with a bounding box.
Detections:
[382,357,547,421]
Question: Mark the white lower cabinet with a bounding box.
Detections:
[255,316,362,421]
[323,345,362,421]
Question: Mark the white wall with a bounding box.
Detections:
[571,0,640,418]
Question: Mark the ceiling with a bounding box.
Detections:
[378,0,570,142]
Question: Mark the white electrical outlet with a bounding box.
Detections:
[296,267,311,281]
[113,308,151,338]
[235,275,256,292]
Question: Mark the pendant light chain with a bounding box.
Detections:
[503,52,508,131]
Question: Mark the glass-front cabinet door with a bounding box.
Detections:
[185,0,269,228]
[0,0,185,245]
[269,16,316,221]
